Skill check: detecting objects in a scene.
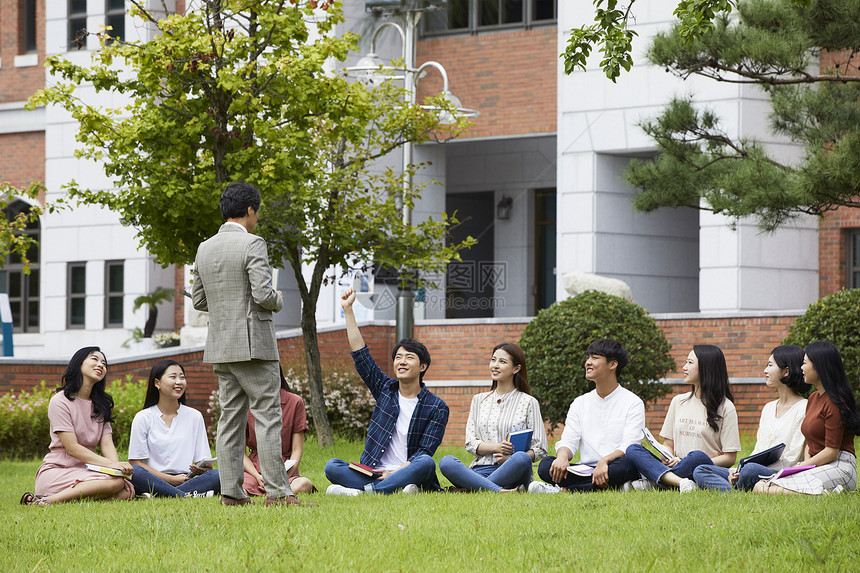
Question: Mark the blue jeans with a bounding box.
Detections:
[131,466,221,498]
[693,463,775,492]
[536,455,639,491]
[439,451,534,492]
[625,444,712,485]
[324,455,437,494]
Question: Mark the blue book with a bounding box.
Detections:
[507,429,533,453]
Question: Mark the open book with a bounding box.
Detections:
[507,429,533,453]
[642,427,678,462]
[85,463,131,479]
[765,464,816,480]
[193,456,217,467]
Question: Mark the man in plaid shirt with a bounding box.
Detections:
[324,288,449,495]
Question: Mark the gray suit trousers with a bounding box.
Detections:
[214,359,292,499]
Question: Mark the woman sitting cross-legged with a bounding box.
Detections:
[127,360,220,498]
[753,341,859,495]
[439,343,547,493]
[242,368,315,496]
[625,344,741,493]
[21,347,135,506]
[693,345,809,491]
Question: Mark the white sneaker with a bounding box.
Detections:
[824,484,845,495]
[679,478,698,494]
[326,484,362,496]
[191,490,215,498]
[137,492,152,499]
[528,481,562,494]
[628,479,656,491]
[402,484,420,495]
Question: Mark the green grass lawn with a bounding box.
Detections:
[2,436,858,572]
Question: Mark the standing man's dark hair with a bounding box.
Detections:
[220,181,261,220]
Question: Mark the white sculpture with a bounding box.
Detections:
[561,272,634,302]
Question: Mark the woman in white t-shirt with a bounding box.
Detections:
[128,360,220,497]
[693,345,808,491]
[625,344,741,492]
[438,343,547,492]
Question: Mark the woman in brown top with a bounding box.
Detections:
[754,341,859,495]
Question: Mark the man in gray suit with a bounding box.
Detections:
[192,181,305,507]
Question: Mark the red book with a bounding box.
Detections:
[348,462,383,478]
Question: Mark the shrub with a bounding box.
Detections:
[783,288,860,402]
[205,362,376,445]
[519,290,675,430]
[0,376,146,460]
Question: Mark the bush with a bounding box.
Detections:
[0,376,147,460]
[205,362,376,445]
[519,290,675,430]
[783,288,860,402]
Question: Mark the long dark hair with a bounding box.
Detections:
[771,345,810,394]
[58,346,114,423]
[142,360,187,410]
[489,342,530,395]
[805,342,860,435]
[688,344,733,432]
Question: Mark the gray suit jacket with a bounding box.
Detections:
[192,223,283,363]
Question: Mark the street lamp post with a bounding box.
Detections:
[347,3,477,342]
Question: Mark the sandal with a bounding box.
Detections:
[20,492,52,506]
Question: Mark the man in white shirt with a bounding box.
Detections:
[530,339,644,492]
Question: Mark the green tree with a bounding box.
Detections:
[783,289,860,403]
[563,0,809,81]
[27,0,473,446]
[0,182,44,273]
[133,287,174,338]
[518,291,674,430]
[623,0,860,231]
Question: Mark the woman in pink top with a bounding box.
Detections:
[21,347,135,506]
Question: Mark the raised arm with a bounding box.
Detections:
[340,288,365,351]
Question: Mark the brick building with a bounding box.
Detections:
[1,1,858,443]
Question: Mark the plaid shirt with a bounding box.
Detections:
[351,346,449,468]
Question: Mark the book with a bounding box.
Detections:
[642,427,678,462]
[566,464,595,477]
[193,456,217,467]
[507,429,533,453]
[737,443,785,472]
[348,462,383,478]
[766,464,816,480]
[85,463,131,479]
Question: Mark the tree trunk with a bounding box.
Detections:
[300,297,335,447]
[143,305,158,338]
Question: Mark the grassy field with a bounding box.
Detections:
[2,436,859,573]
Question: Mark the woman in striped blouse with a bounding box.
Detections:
[439,342,547,492]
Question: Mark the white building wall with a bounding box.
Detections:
[557,0,817,313]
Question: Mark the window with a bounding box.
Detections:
[423,0,556,35]
[68,0,88,49]
[105,261,124,327]
[106,0,125,43]
[535,188,556,311]
[849,229,860,289]
[68,262,87,328]
[20,0,38,53]
[1,201,40,333]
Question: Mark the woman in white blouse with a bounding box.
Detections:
[692,345,808,491]
[439,343,547,492]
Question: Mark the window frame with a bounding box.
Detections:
[421,0,556,37]
[68,0,88,49]
[105,0,126,44]
[1,201,40,333]
[20,0,38,53]
[848,228,860,290]
[104,260,124,328]
[68,262,87,329]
